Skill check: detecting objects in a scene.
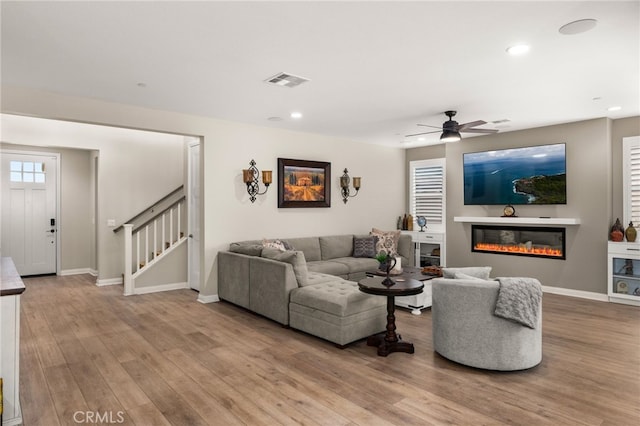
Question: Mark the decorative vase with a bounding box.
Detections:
[625,222,637,242]
[611,218,625,241]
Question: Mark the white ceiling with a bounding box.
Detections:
[1,1,638,147]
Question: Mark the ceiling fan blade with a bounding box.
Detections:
[405,130,441,137]
[416,123,443,130]
[458,120,487,130]
[460,128,499,134]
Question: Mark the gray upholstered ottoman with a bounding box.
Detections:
[289,279,386,347]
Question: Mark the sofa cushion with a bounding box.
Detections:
[261,248,309,286]
[283,237,322,262]
[229,243,263,257]
[304,271,339,287]
[306,260,350,277]
[319,235,354,260]
[353,236,377,258]
[290,281,385,316]
[371,228,400,255]
[331,257,379,274]
[443,266,492,280]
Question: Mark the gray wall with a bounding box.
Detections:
[1,87,405,298]
[407,116,640,295]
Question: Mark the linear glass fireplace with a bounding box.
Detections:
[472,225,566,260]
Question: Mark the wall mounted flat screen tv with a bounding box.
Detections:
[463,143,566,205]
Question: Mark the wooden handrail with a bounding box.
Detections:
[130,196,185,234]
[113,185,184,233]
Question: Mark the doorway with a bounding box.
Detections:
[1,151,59,275]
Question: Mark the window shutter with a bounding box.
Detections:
[410,159,445,229]
[624,137,640,224]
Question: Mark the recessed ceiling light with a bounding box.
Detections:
[608,106,622,112]
[418,137,426,141]
[559,19,597,35]
[506,44,530,56]
[267,116,283,122]
[136,82,147,88]
[290,112,303,119]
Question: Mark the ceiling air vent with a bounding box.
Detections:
[264,72,310,88]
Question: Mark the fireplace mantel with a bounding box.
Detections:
[454,216,580,226]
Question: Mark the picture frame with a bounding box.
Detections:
[278,158,331,208]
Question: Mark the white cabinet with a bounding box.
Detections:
[395,231,445,314]
[608,241,640,306]
[402,230,446,267]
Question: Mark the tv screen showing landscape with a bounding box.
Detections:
[463,143,566,205]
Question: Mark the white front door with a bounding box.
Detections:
[187,140,201,291]
[1,152,58,275]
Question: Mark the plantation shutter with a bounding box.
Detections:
[410,159,445,231]
[624,136,640,224]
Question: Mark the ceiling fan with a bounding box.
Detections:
[406,110,498,142]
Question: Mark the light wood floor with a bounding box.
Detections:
[18,274,640,425]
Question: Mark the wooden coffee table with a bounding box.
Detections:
[358,276,424,356]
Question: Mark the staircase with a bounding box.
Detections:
[115,187,188,295]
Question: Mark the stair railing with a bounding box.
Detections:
[123,197,186,295]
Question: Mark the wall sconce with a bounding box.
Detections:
[340,168,361,204]
[243,159,272,203]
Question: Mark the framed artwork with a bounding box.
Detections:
[278,158,331,208]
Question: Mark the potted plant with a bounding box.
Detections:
[375,251,389,271]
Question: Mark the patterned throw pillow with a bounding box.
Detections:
[370,228,401,256]
[262,239,294,251]
[353,236,377,258]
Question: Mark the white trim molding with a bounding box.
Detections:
[197,294,220,304]
[96,277,123,286]
[59,268,97,276]
[542,285,608,302]
[133,282,188,295]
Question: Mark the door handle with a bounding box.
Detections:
[47,229,55,233]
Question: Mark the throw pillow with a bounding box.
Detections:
[442,266,492,280]
[453,272,486,281]
[261,248,309,286]
[262,238,294,251]
[353,236,377,258]
[370,228,400,256]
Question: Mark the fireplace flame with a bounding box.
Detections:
[474,243,563,257]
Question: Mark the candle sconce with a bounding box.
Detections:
[243,159,272,203]
[340,168,361,204]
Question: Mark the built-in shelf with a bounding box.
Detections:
[454,216,580,226]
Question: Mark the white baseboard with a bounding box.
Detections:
[197,294,219,304]
[133,282,188,295]
[96,277,123,286]
[60,268,97,276]
[542,285,608,302]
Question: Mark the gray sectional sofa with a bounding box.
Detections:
[217,233,414,346]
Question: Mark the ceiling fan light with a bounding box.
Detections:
[440,130,461,142]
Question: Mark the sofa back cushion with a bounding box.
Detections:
[319,235,354,260]
[261,248,309,286]
[442,266,492,280]
[229,243,263,257]
[282,237,322,262]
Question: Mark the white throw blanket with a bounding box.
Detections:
[494,277,542,329]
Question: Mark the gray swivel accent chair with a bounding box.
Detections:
[431,278,542,371]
